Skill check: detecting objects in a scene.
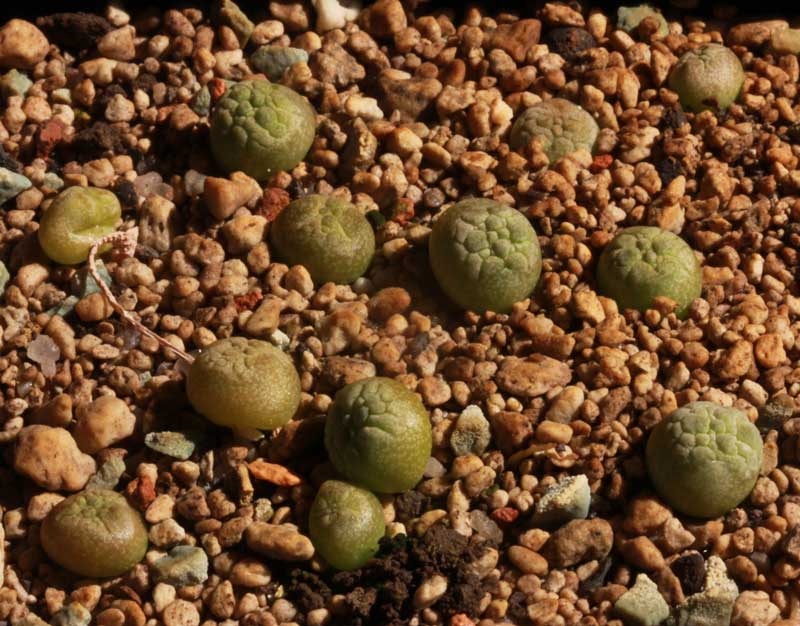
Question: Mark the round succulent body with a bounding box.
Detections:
[509,98,598,163]
[429,199,542,313]
[596,226,701,318]
[646,401,763,518]
[325,377,432,494]
[38,186,122,265]
[41,489,148,578]
[187,337,301,430]
[270,194,375,284]
[308,480,385,571]
[209,79,316,181]
[668,44,744,112]
[617,5,669,37]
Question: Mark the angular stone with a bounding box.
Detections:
[0,166,31,205]
[614,574,670,626]
[496,355,572,397]
[151,546,210,586]
[532,474,591,527]
[145,431,203,460]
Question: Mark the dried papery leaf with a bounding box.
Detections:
[87,228,195,364]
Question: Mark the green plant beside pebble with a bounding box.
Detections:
[38,186,122,265]
[325,376,432,494]
[646,401,763,518]
[596,226,701,318]
[186,337,301,430]
[509,98,598,163]
[617,5,669,37]
[309,480,385,571]
[270,194,375,285]
[668,44,744,112]
[429,198,542,313]
[210,79,316,181]
[41,489,148,578]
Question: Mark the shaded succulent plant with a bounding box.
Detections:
[308,480,385,571]
[41,489,148,578]
[646,401,763,518]
[429,198,542,313]
[38,186,121,265]
[325,377,431,494]
[210,79,316,181]
[596,226,701,318]
[617,5,669,37]
[509,98,598,163]
[668,44,744,112]
[186,337,301,430]
[270,194,375,285]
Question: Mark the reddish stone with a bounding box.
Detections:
[234,291,264,312]
[491,507,520,523]
[36,118,67,157]
[125,475,156,510]
[590,153,613,173]
[209,78,227,103]
[257,187,291,222]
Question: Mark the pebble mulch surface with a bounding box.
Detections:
[0,2,799,626]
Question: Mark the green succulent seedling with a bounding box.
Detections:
[325,377,432,494]
[41,489,148,578]
[646,401,763,518]
[38,186,121,265]
[668,44,744,113]
[429,198,542,313]
[309,480,385,570]
[210,79,316,181]
[617,5,669,37]
[597,226,701,318]
[271,194,375,285]
[187,337,301,430]
[509,98,599,163]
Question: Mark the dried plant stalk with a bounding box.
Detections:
[87,228,196,364]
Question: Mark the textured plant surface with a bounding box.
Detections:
[429,198,541,313]
[210,79,316,180]
[187,337,300,430]
[646,401,763,518]
[271,194,375,284]
[509,98,598,163]
[308,480,385,571]
[668,44,744,112]
[38,186,121,265]
[597,226,702,318]
[41,489,148,578]
[617,5,669,37]
[325,377,431,493]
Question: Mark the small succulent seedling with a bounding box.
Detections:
[617,5,669,37]
[429,198,542,314]
[210,79,316,181]
[271,194,375,285]
[509,98,599,163]
[187,337,301,430]
[41,489,148,578]
[38,186,122,265]
[646,401,763,518]
[668,44,744,112]
[325,377,431,493]
[308,480,385,570]
[596,226,701,318]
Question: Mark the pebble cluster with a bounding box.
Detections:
[0,2,798,626]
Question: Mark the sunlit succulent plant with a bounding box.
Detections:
[646,401,763,518]
[308,480,385,570]
[429,198,542,313]
[668,44,744,112]
[271,194,375,285]
[38,186,121,265]
[187,337,301,430]
[41,489,148,578]
[509,98,599,163]
[596,226,701,318]
[325,377,431,494]
[210,79,316,181]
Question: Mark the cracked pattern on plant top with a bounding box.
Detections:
[509,98,599,162]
